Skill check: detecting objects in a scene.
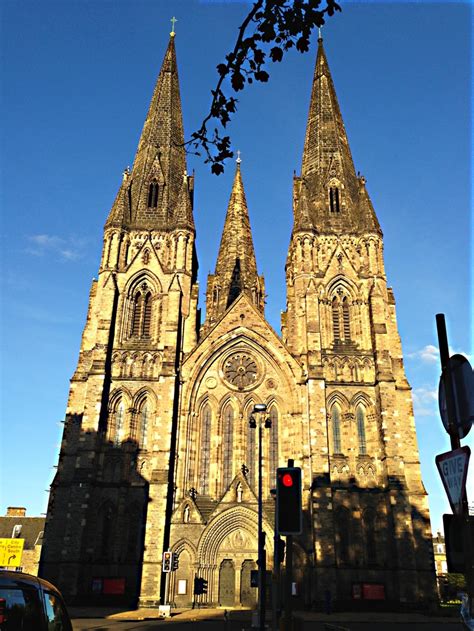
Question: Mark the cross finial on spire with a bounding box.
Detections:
[236,150,242,164]
[318,26,323,42]
[170,16,177,37]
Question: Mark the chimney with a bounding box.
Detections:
[6,507,26,517]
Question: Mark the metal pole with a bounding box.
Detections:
[436,314,472,617]
[436,314,461,451]
[258,419,265,631]
[284,534,293,631]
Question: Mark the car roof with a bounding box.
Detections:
[0,570,61,595]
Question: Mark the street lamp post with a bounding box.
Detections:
[250,403,272,631]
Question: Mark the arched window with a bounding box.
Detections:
[222,403,234,490]
[140,401,149,448]
[97,503,115,559]
[147,180,159,208]
[329,187,340,212]
[199,404,212,495]
[142,292,152,337]
[269,405,279,482]
[114,401,125,445]
[335,506,350,565]
[342,297,350,340]
[332,297,340,342]
[130,284,153,339]
[246,403,256,490]
[356,406,367,455]
[363,508,377,565]
[331,405,342,453]
[131,293,143,337]
[332,294,351,343]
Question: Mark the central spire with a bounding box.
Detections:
[204,159,265,328]
[294,37,381,235]
[106,34,191,231]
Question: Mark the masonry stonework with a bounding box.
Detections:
[40,34,436,608]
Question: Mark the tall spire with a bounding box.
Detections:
[295,37,381,235]
[205,160,265,326]
[106,35,189,230]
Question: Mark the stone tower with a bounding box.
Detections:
[40,34,436,608]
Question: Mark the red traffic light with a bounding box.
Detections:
[282,473,293,487]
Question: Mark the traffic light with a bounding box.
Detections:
[162,551,173,573]
[276,536,286,564]
[276,467,302,535]
[194,577,208,595]
[443,513,474,573]
[172,552,180,571]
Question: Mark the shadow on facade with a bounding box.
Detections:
[290,473,437,612]
[39,415,150,607]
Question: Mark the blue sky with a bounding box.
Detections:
[0,1,472,535]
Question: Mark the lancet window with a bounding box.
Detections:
[222,403,234,491]
[246,402,256,490]
[147,180,160,208]
[332,294,351,343]
[269,405,279,481]
[97,502,115,559]
[335,506,350,564]
[130,283,153,339]
[331,405,342,453]
[329,186,340,212]
[113,401,125,445]
[140,401,149,448]
[363,508,377,565]
[356,405,367,455]
[199,403,212,494]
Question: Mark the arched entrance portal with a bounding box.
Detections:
[197,506,274,606]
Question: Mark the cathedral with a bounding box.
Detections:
[40,31,436,609]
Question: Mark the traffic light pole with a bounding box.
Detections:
[436,314,473,619]
[258,420,266,631]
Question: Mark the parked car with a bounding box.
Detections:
[0,570,72,630]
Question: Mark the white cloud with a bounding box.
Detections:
[412,386,438,418]
[407,344,439,364]
[26,234,86,261]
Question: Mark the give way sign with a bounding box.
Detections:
[436,446,471,515]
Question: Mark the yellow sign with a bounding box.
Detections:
[0,538,25,567]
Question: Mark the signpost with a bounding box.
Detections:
[439,353,474,440]
[435,447,470,515]
[0,538,24,567]
[436,314,474,621]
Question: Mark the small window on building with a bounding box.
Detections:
[12,524,22,538]
[332,405,342,453]
[356,406,367,455]
[329,187,340,213]
[147,181,159,208]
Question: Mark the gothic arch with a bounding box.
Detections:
[125,270,162,297]
[108,387,132,412]
[326,274,358,301]
[133,386,158,410]
[197,506,273,566]
[326,391,349,412]
[350,392,374,410]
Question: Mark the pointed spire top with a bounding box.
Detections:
[118,33,189,230]
[206,161,265,323]
[236,149,242,165]
[295,36,382,235]
[170,16,177,37]
[318,26,323,43]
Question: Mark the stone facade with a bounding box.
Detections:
[39,34,436,608]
